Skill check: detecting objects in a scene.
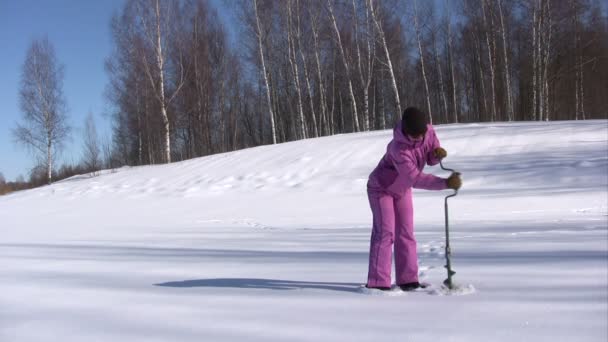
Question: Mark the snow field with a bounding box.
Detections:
[1,120,606,341]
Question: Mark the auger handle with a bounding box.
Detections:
[440,160,459,194]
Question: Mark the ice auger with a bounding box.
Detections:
[440,160,459,290]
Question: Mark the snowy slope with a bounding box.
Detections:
[1,120,607,341]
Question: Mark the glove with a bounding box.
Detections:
[434,147,447,160]
[446,172,462,190]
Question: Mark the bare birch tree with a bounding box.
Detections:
[431,18,449,123]
[353,0,375,131]
[253,0,278,143]
[308,1,329,135]
[531,0,538,120]
[327,0,360,132]
[369,0,401,121]
[136,0,185,162]
[295,0,319,137]
[572,0,585,120]
[286,0,307,139]
[497,0,514,121]
[444,0,458,123]
[413,0,433,123]
[481,0,497,121]
[541,0,552,121]
[14,37,70,184]
[473,29,488,120]
[82,112,102,173]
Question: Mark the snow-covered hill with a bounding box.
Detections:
[1,120,607,341]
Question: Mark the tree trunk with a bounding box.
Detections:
[136,81,143,164]
[330,51,336,135]
[352,0,367,130]
[381,69,387,129]
[287,0,307,139]
[138,110,143,165]
[433,29,449,123]
[542,0,551,121]
[327,0,360,132]
[372,77,377,129]
[414,0,433,123]
[301,54,318,137]
[153,0,171,163]
[296,1,318,137]
[573,0,580,120]
[253,0,277,144]
[537,0,545,121]
[532,1,538,121]
[481,0,497,122]
[498,0,514,121]
[575,0,585,120]
[446,0,458,123]
[364,1,374,129]
[138,0,184,163]
[371,0,402,120]
[47,138,52,184]
[474,31,488,120]
[580,52,585,120]
[353,0,375,131]
[309,3,327,136]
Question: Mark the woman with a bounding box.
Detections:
[366,107,461,291]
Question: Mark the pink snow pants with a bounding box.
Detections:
[367,188,418,288]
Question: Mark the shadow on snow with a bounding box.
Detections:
[155,278,362,293]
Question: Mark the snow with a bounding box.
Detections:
[1,120,607,341]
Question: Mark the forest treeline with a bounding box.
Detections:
[105,0,607,167]
[7,0,607,192]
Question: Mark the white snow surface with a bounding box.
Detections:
[1,120,607,341]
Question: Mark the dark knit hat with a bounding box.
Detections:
[402,107,428,137]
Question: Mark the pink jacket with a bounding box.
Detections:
[368,121,448,197]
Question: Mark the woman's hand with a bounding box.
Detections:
[434,147,447,160]
[446,172,462,190]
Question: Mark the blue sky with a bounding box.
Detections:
[0,0,233,182]
[0,0,124,182]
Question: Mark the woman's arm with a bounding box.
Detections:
[388,151,447,192]
[426,128,443,166]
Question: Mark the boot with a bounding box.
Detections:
[365,285,391,291]
[398,282,428,291]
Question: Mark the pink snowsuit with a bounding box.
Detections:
[366,121,448,287]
